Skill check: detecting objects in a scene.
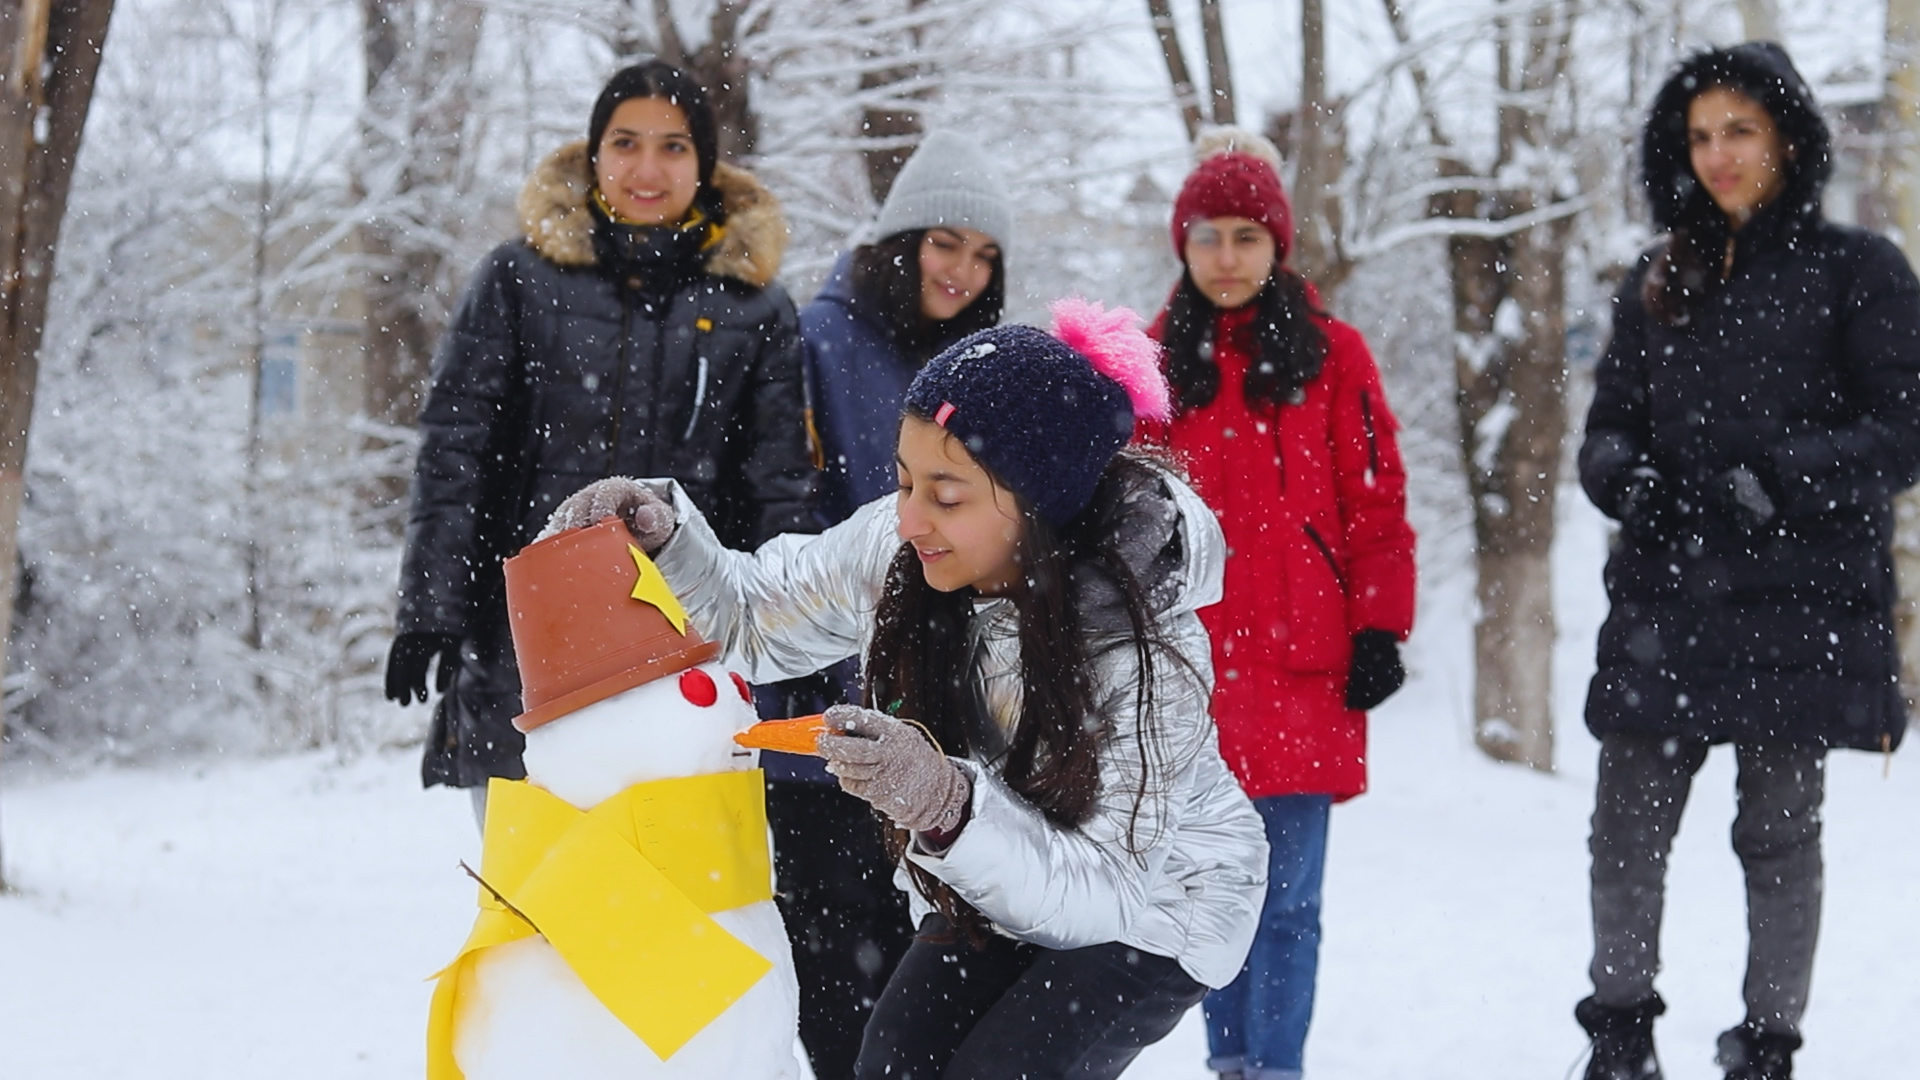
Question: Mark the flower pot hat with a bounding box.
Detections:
[504,517,721,732]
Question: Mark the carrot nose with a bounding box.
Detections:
[732,714,829,756]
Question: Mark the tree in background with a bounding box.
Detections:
[1,0,116,888]
[356,0,485,434]
[1376,0,1584,771]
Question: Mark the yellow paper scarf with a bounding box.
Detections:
[426,770,775,1079]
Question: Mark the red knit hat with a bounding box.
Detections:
[1170,127,1292,261]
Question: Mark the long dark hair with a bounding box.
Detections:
[1161,269,1328,413]
[587,60,728,226]
[1638,44,1831,325]
[864,444,1175,945]
[850,229,1006,365]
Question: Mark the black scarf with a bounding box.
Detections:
[589,201,715,303]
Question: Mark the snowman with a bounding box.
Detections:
[425,517,802,1080]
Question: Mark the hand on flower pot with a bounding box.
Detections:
[539,477,677,552]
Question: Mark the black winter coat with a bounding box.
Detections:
[398,142,815,786]
[1581,205,1920,751]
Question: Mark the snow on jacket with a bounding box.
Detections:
[1580,167,1920,750]
[398,142,815,787]
[799,253,927,526]
[646,464,1268,989]
[1143,304,1416,799]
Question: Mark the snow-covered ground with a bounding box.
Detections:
[5,499,1918,1079]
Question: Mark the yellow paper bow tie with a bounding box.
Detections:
[426,771,775,1079]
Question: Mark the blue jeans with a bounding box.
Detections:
[1204,794,1331,1080]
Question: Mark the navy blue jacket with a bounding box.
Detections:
[801,255,929,524]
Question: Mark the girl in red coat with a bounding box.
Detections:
[1145,129,1417,1080]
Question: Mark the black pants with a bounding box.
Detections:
[767,780,915,1080]
[1588,732,1826,1035]
[856,915,1207,1080]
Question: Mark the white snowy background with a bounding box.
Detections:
[6,0,1920,1076]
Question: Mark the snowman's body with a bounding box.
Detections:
[449,661,802,1080]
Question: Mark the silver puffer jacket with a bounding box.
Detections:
[648,464,1267,988]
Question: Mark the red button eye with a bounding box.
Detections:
[678,668,718,707]
[729,672,754,705]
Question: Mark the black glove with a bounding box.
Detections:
[385,632,462,705]
[1614,466,1672,546]
[1714,465,1776,533]
[1344,629,1406,711]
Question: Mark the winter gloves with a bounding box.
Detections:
[1608,463,1779,542]
[1614,466,1674,545]
[1344,629,1405,711]
[1714,465,1777,533]
[817,704,972,835]
[385,631,462,704]
[540,476,678,553]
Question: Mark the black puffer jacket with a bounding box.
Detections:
[1581,45,1920,751]
[399,142,815,786]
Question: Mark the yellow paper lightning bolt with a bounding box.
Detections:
[629,544,690,635]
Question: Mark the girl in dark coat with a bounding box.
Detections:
[1576,42,1920,1080]
[780,130,1012,1080]
[384,61,814,804]
[1144,129,1416,1080]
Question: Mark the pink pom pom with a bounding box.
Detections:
[1049,297,1171,422]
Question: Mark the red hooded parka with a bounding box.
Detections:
[1145,303,1416,799]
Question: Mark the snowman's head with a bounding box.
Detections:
[520,660,760,809]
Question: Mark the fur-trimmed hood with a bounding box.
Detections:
[515,140,788,288]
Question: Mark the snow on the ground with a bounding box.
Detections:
[4,498,1918,1078]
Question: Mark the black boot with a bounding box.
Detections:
[1575,995,1666,1080]
[1715,1022,1800,1080]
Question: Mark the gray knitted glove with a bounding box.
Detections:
[538,477,677,552]
[817,704,971,834]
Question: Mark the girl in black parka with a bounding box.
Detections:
[384,61,814,801]
[1576,43,1920,1080]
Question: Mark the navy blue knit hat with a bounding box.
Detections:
[904,299,1171,525]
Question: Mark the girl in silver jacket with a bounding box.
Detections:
[549,300,1267,1079]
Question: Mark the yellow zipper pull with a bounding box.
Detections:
[1883,732,1894,779]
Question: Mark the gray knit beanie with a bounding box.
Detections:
[873,131,1014,254]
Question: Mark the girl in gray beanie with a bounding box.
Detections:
[769,134,1015,1079]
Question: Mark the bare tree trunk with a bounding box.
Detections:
[1145,0,1204,140]
[358,0,485,432]
[241,5,278,665]
[1198,0,1234,126]
[650,0,758,161]
[1469,3,1574,770]
[858,0,930,205]
[1387,0,1574,770]
[1287,0,1349,296]
[0,0,116,890]
[1472,215,1570,769]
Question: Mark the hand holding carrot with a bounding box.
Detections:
[816,704,970,834]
